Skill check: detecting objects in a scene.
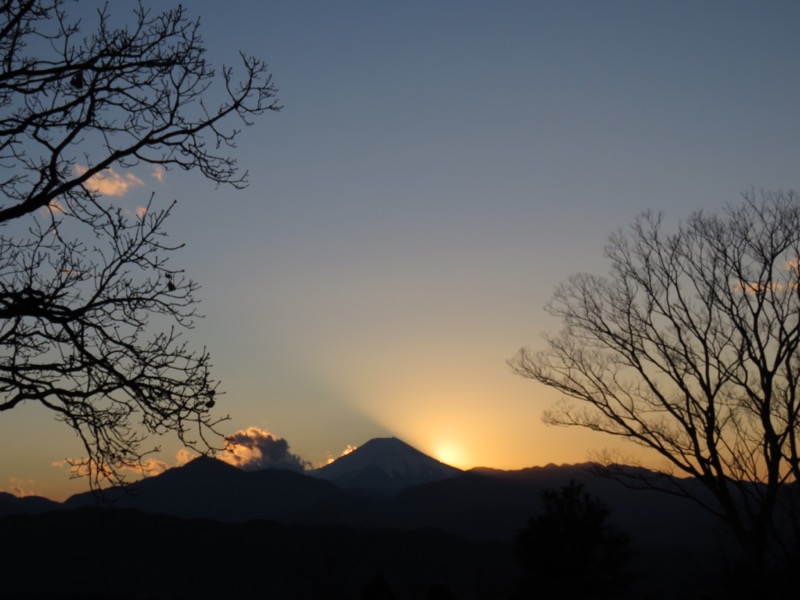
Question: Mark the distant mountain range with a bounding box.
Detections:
[2,436,722,544]
[0,437,736,599]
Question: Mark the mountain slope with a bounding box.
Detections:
[0,491,60,518]
[310,437,462,492]
[2,443,740,595]
[0,507,518,600]
[64,455,341,522]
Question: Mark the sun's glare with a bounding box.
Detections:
[434,442,464,468]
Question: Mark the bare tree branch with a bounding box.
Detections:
[0,1,280,489]
[510,190,800,574]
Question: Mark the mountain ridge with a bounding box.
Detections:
[310,436,462,491]
[0,437,747,599]
[2,437,724,549]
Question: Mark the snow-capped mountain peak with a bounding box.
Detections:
[310,437,462,491]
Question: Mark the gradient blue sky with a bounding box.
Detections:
[2,0,800,500]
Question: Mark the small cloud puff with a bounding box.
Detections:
[151,165,166,183]
[175,448,199,466]
[1,478,43,497]
[323,443,357,466]
[51,435,307,484]
[47,198,67,214]
[52,457,169,479]
[75,165,144,197]
[222,427,309,472]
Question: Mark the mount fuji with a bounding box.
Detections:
[0,436,729,598]
[310,437,462,491]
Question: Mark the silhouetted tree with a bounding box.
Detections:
[512,481,631,600]
[425,582,457,600]
[0,1,279,487]
[509,191,800,587]
[361,573,395,600]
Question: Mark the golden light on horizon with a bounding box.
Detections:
[433,441,466,469]
[339,370,649,472]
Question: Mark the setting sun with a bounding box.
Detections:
[433,442,465,469]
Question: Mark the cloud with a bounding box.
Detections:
[75,165,144,197]
[47,198,67,214]
[52,458,102,479]
[737,280,798,295]
[135,206,148,219]
[151,165,166,183]
[50,433,307,485]
[52,457,169,479]
[1,478,43,497]
[175,448,199,466]
[137,458,170,477]
[221,427,309,472]
[322,443,357,467]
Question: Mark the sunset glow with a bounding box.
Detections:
[1,0,798,502]
[433,442,466,469]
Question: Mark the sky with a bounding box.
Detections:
[2,0,800,501]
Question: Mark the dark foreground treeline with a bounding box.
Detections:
[3,459,790,599]
[0,505,770,600]
[0,507,518,600]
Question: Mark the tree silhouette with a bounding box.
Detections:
[0,1,279,487]
[510,191,800,585]
[512,481,631,600]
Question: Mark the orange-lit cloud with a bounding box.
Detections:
[137,458,170,477]
[736,258,800,295]
[52,458,104,479]
[60,267,85,280]
[51,432,308,485]
[47,198,67,214]
[176,448,199,466]
[151,165,166,183]
[75,165,144,197]
[737,280,799,295]
[322,443,357,466]
[222,427,309,471]
[1,478,43,498]
[51,449,204,486]
[52,457,169,479]
[135,206,148,219]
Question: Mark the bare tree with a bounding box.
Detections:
[0,1,279,488]
[510,191,800,580]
